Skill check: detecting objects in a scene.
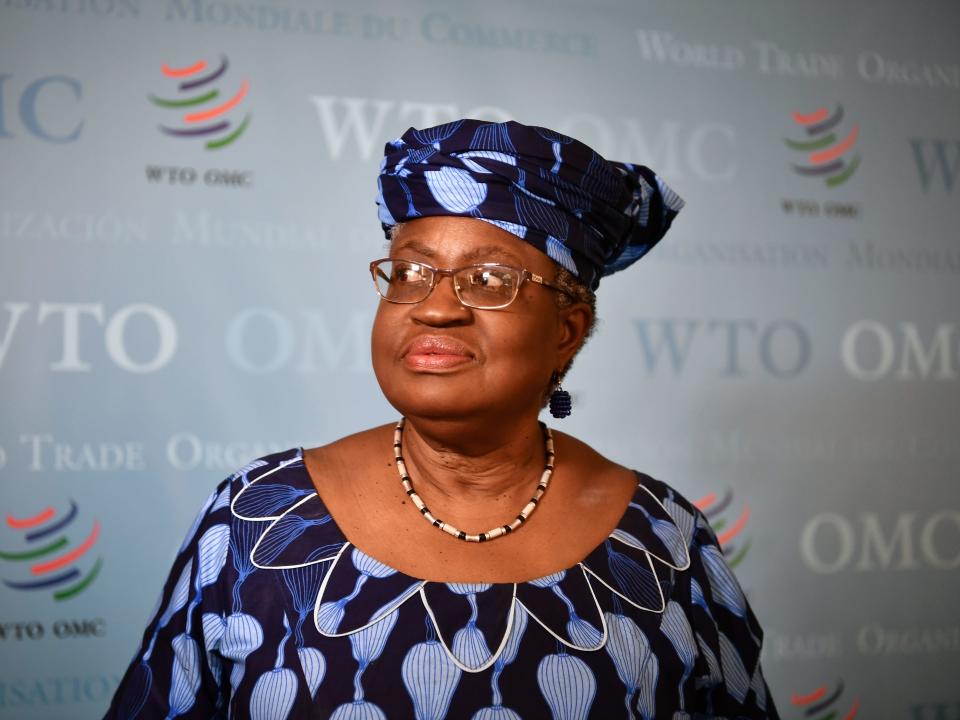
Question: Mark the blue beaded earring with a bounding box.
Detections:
[549,371,572,419]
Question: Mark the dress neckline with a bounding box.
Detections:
[230,447,693,584]
[298,445,653,585]
[227,447,697,672]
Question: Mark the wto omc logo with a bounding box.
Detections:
[1,500,102,601]
[784,104,860,187]
[790,681,861,720]
[695,489,751,569]
[148,55,251,150]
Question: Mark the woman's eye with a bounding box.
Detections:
[473,271,505,289]
[396,266,425,283]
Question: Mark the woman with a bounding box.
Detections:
[107,120,778,719]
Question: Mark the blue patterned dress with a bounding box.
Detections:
[106,448,778,719]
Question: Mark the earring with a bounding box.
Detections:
[549,371,572,419]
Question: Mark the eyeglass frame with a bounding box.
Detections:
[368,257,573,310]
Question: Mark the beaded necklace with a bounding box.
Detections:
[392,418,555,543]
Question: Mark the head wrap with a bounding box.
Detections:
[376,119,684,290]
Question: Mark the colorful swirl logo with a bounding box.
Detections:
[694,489,751,569]
[791,681,861,720]
[784,104,860,187]
[1,501,102,601]
[148,55,251,150]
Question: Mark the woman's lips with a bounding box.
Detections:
[403,336,475,371]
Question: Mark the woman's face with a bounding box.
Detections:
[371,216,591,423]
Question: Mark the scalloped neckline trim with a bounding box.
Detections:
[228,447,696,672]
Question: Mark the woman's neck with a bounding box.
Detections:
[398,414,547,502]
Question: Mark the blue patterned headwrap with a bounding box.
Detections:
[376,119,684,290]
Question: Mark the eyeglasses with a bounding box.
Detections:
[369,258,569,310]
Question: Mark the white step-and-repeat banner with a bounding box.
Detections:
[1,1,958,717]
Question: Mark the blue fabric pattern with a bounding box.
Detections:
[249,614,298,720]
[537,651,596,720]
[106,448,778,719]
[376,119,685,290]
[402,617,462,720]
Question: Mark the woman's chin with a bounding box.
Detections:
[381,384,503,423]
[383,389,486,421]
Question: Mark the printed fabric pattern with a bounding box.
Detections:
[375,119,685,290]
[106,448,778,719]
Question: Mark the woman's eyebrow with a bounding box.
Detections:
[391,240,436,257]
[458,245,524,264]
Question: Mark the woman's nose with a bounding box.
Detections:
[410,274,472,326]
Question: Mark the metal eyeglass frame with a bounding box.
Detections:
[369,258,572,310]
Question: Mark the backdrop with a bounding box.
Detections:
[1,1,958,718]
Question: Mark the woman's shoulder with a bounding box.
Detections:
[556,430,699,511]
[214,447,318,525]
[301,424,393,485]
[632,468,702,521]
[220,423,392,501]
[215,446,351,570]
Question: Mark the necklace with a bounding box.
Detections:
[392,417,555,543]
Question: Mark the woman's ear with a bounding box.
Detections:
[556,301,594,367]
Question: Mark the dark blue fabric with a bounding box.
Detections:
[376,119,685,290]
[105,449,778,719]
